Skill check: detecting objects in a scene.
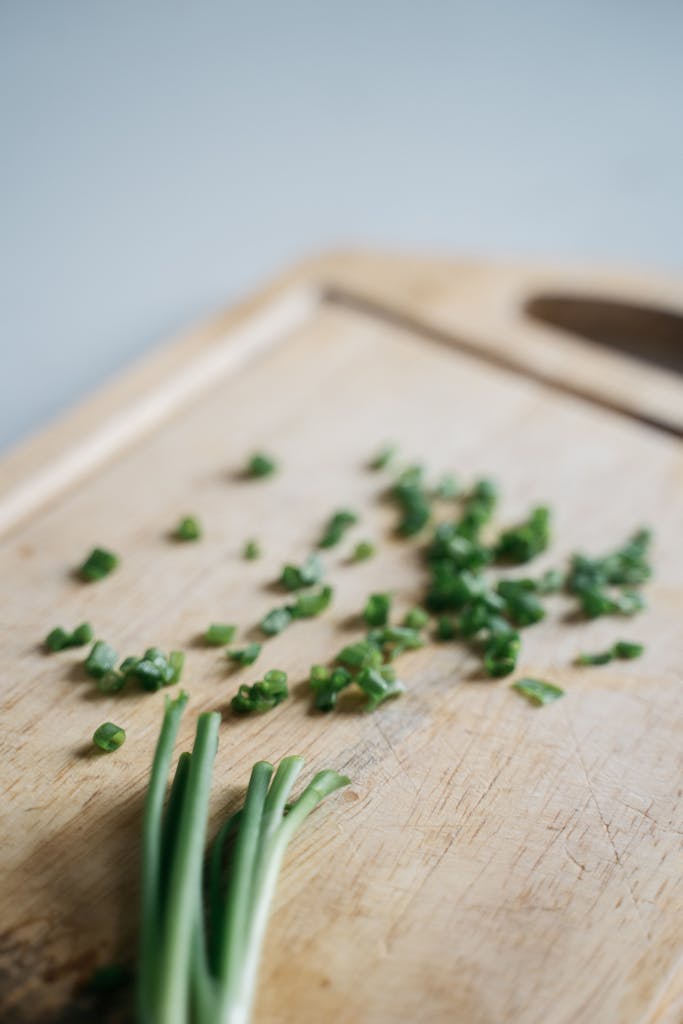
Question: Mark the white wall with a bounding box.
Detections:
[1,0,681,449]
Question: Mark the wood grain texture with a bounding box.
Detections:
[1,252,682,1024]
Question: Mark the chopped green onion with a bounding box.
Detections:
[577,587,645,619]
[576,640,644,665]
[367,625,425,660]
[363,592,392,628]
[392,466,431,537]
[291,584,334,619]
[79,547,119,582]
[357,665,404,711]
[46,627,70,652]
[85,640,118,679]
[613,640,644,659]
[434,616,457,641]
[426,567,489,613]
[118,647,185,692]
[512,677,564,706]
[336,639,383,672]
[457,598,499,637]
[243,539,261,560]
[259,596,315,638]
[319,509,358,548]
[231,669,289,714]
[568,528,651,618]
[228,643,262,666]
[205,623,237,646]
[433,474,461,500]
[45,622,93,652]
[246,452,278,478]
[483,630,520,678]
[459,478,498,538]
[403,607,429,630]
[496,506,551,564]
[369,443,397,470]
[174,516,202,541]
[427,530,491,578]
[534,568,565,593]
[260,606,293,636]
[93,721,126,752]
[308,665,352,711]
[351,540,375,562]
[576,649,613,666]
[280,553,324,590]
[96,669,127,694]
[496,579,545,627]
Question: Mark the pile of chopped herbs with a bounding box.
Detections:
[371,464,653,686]
[67,448,653,720]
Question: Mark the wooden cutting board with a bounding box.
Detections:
[1,251,682,1024]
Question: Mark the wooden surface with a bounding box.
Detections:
[1,251,682,1024]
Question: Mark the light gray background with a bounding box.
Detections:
[2,1,681,452]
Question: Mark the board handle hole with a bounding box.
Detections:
[525,293,683,374]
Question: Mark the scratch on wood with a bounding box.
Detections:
[562,705,652,942]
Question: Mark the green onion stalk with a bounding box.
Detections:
[137,692,349,1024]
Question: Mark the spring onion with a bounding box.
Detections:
[96,670,128,694]
[205,624,237,646]
[495,506,551,564]
[367,625,425,660]
[79,547,119,582]
[568,528,651,618]
[496,579,545,627]
[318,509,358,548]
[433,474,461,500]
[137,695,349,1024]
[483,630,521,678]
[175,517,202,542]
[434,616,457,641]
[391,465,431,536]
[228,644,262,667]
[363,592,392,628]
[369,443,396,470]
[93,721,126,752]
[231,670,288,714]
[351,540,375,562]
[45,622,93,652]
[243,540,261,560]
[403,607,429,630]
[512,677,564,705]
[576,640,644,665]
[259,607,293,636]
[246,452,278,478]
[356,665,404,711]
[290,584,333,619]
[85,640,118,679]
[308,665,353,711]
[280,554,324,591]
[118,648,185,692]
